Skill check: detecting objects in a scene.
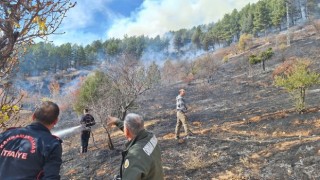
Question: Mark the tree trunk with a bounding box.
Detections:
[299,87,306,113]
[119,106,127,121]
[98,112,114,150]
[102,125,114,150]
[287,1,291,46]
[305,0,309,20]
[302,87,306,107]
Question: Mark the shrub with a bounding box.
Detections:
[276,33,294,46]
[183,73,194,85]
[279,43,287,51]
[278,43,287,61]
[261,48,274,59]
[248,48,274,71]
[272,57,296,77]
[223,55,229,63]
[312,19,320,34]
[193,54,220,79]
[277,34,287,45]
[238,34,254,52]
[274,59,320,113]
[249,54,261,65]
[48,80,60,98]
[73,71,108,113]
[183,144,211,170]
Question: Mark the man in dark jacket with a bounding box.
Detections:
[80,108,95,153]
[107,113,164,180]
[0,101,62,179]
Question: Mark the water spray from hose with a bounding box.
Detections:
[52,125,82,137]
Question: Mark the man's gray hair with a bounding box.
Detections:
[124,113,144,136]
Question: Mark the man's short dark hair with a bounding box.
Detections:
[179,89,185,93]
[34,101,60,125]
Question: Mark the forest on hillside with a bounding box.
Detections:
[19,0,320,76]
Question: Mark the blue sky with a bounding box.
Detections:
[49,0,259,45]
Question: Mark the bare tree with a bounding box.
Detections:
[0,0,75,130]
[106,54,152,120]
[89,90,116,150]
[0,0,76,78]
[74,54,158,149]
[161,59,178,84]
[194,54,220,82]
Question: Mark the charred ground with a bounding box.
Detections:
[60,27,320,179]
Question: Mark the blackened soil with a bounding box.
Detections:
[61,32,320,180]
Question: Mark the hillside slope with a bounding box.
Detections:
[60,28,320,179]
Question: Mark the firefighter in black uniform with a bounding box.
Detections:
[0,101,62,179]
[80,108,95,153]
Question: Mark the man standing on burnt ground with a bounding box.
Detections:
[175,88,192,140]
[0,101,62,179]
[80,108,95,153]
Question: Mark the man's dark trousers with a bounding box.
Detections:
[81,131,90,153]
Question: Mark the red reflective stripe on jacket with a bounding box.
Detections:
[37,170,44,180]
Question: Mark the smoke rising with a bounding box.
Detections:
[107,0,259,38]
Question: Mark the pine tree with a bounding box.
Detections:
[253,0,271,36]
[271,0,286,31]
[191,27,202,50]
[173,32,183,53]
[240,3,255,34]
[230,9,241,40]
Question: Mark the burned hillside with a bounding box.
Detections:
[2,1,320,180]
[59,26,320,179]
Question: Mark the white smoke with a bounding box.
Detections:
[107,0,259,39]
